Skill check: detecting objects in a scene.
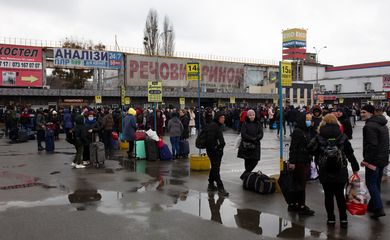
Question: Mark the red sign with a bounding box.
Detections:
[282,53,306,60]
[383,75,390,89]
[0,44,43,87]
[282,48,307,54]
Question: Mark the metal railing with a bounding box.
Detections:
[0,36,278,66]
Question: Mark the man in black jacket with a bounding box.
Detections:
[205,111,229,197]
[360,105,389,219]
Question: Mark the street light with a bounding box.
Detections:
[313,46,327,101]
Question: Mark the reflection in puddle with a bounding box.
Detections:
[169,190,328,239]
[0,188,327,239]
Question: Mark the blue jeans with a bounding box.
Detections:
[170,136,180,157]
[365,166,385,210]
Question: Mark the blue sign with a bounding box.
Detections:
[283,40,306,48]
[53,48,123,69]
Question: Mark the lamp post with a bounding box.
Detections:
[313,46,327,103]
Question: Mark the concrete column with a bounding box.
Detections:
[304,88,308,106]
[297,88,301,106]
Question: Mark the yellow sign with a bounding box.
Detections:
[95,95,102,104]
[21,75,39,83]
[230,97,235,104]
[281,61,292,87]
[186,63,201,81]
[339,98,344,104]
[121,96,126,105]
[120,86,126,96]
[282,28,307,43]
[125,97,131,105]
[179,97,185,105]
[148,81,163,102]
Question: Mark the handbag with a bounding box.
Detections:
[241,141,256,150]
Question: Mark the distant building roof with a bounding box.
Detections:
[326,61,390,72]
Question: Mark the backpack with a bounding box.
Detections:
[195,128,208,149]
[317,136,347,172]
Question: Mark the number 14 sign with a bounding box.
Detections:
[186,63,201,81]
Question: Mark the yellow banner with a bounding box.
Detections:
[281,61,292,87]
[179,97,185,105]
[148,81,163,102]
[95,95,102,104]
[230,97,235,104]
[186,63,201,81]
[282,28,307,43]
[125,97,131,105]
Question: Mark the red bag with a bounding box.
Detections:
[346,202,368,215]
[111,132,119,140]
[157,139,165,149]
[346,174,369,215]
[135,131,146,141]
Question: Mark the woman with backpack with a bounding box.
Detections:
[237,109,263,179]
[308,114,359,228]
[287,112,315,216]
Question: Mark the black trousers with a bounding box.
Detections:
[244,159,258,173]
[322,182,348,220]
[291,163,307,206]
[207,148,224,187]
[127,141,135,156]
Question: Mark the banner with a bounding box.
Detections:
[0,44,43,87]
[148,81,162,102]
[282,28,307,48]
[126,54,244,89]
[54,48,123,69]
[383,75,390,89]
[280,61,292,87]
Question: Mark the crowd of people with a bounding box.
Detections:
[1,103,389,228]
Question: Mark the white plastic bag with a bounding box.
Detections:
[235,134,242,149]
[309,160,319,180]
[146,129,159,141]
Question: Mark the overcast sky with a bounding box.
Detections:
[1,0,389,66]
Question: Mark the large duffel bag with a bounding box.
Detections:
[145,138,159,161]
[243,171,276,194]
[179,139,190,157]
[90,142,105,167]
[160,143,173,161]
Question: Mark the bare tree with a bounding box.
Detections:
[143,9,159,55]
[160,16,175,56]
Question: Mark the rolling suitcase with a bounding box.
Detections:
[145,138,159,161]
[243,171,276,194]
[18,129,29,143]
[45,129,55,152]
[179,139,190,157]
[160,144,173,161]
[90,142,105,167]
[135,140,146,159]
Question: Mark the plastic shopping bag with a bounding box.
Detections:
[346,174,370,215]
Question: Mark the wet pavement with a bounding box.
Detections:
[0,121,389,240]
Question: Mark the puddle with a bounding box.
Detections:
[0,188,328,239]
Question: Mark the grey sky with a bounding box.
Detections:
[1,0,389,66]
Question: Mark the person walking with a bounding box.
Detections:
[237,109,263,179]
[336,108,353,139]
[167,112,183,159]
[35,109,46,151]
[308,114,359,228]
[101,109,114,157]
[83,111,99,165]
[376,106,390,178]
[205,112,229,196]
[63,108,73,140]
[72,115,88,169]
[360,105,389,219]
[123,108,137,158]
[287,112,315,216]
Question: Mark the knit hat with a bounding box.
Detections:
[127,108,136,116]
[361,105,375,114]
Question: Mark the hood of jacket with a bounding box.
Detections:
[213,111,225,125]
[367,115,388,126]
[296,112,307,130]
[75,115,85,125]
[319,123,341,139]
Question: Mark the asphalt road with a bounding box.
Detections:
[0,121,389,240]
